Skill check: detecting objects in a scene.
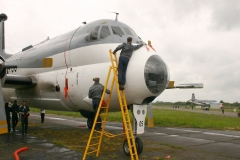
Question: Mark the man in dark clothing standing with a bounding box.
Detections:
[11,100,19,132]
[88,77,110,130]
[19,101,30,135]
[113,37,144,90]
[4,102,11,133]
[40,109,45,123]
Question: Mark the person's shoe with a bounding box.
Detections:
[119,85,124,90]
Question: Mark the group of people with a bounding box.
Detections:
[88,37,144,130]
[5,100,30,135]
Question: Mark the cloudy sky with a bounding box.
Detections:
[1,0,240,103]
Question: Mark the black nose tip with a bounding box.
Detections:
[144,55,168,94]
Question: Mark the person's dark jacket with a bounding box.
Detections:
[88,82,110,99]
[11,103,19,115]
[113,42,143,59]
[5,103,11,120]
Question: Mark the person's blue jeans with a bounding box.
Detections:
[118,56,129,85]
[92,99,102,129]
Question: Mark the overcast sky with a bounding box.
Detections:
[1,0,240,103]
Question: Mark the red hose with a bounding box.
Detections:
[13,147,28,160]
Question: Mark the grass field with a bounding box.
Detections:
[31,107,240,130]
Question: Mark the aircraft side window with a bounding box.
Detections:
[111,26,124,37]
[100,26,111,39]
[89,26,100,41]
[123,27,133,35]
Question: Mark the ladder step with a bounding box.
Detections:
[95,122,103,124]
[92,136,101,139]
[87,150,98,154]
[101,107,108,109]
[130,144,135,148]
[89,143,100,147]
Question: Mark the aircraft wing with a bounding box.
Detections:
[166,81,203,89]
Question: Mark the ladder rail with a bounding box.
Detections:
[110,50,139,160]
[83,50,139,160]
[96,66,116,156]
[83,66,112,159]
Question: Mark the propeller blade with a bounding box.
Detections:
[5,58,53,68]
[0,82,8,134]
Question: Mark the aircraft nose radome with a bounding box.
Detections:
[125,49,169,105]
[144,55,168,95]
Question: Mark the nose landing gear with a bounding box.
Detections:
[123,137,143,156]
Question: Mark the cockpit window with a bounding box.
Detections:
[123,27,133,35]
[85,26,100,41]
[89,26,100,41]
[100,26,111,39]
[111,26,124,36]
[84,27,92,41]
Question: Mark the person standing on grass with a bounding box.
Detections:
[11,100,19,132]
[40,109,45,123]
[19,101,30,135]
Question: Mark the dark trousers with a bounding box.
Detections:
[6,118,11,133]
[41,113,45,123]
[92,99,102,129]
[118,56,129,85]
[21,118,28,135]
[12,113,18,131]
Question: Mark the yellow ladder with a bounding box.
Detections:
[82,50,139,160]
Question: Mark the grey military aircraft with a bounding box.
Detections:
[187,93,217,106]
[0,13,203,155]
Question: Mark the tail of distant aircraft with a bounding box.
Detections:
[192,93,195,101]
[0,13,12,60]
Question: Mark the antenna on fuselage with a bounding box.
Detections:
[107,12,119,21]
[82,21,86,25]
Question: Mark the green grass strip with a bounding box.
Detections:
[31,108,240,130]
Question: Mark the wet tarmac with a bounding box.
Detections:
[1,112,240,160]
[0,130,86,160]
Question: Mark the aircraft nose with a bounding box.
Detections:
[144,55,169,95]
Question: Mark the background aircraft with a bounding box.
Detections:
[187,93,217,107]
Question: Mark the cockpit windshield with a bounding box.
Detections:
[84,23,139,42]
[85,26,100,41]
[111,26,124,36]
[123,27,133,35]
[100,26,111,39]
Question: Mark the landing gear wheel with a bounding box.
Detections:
[87,118,93,129]
[123,137,143,156]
